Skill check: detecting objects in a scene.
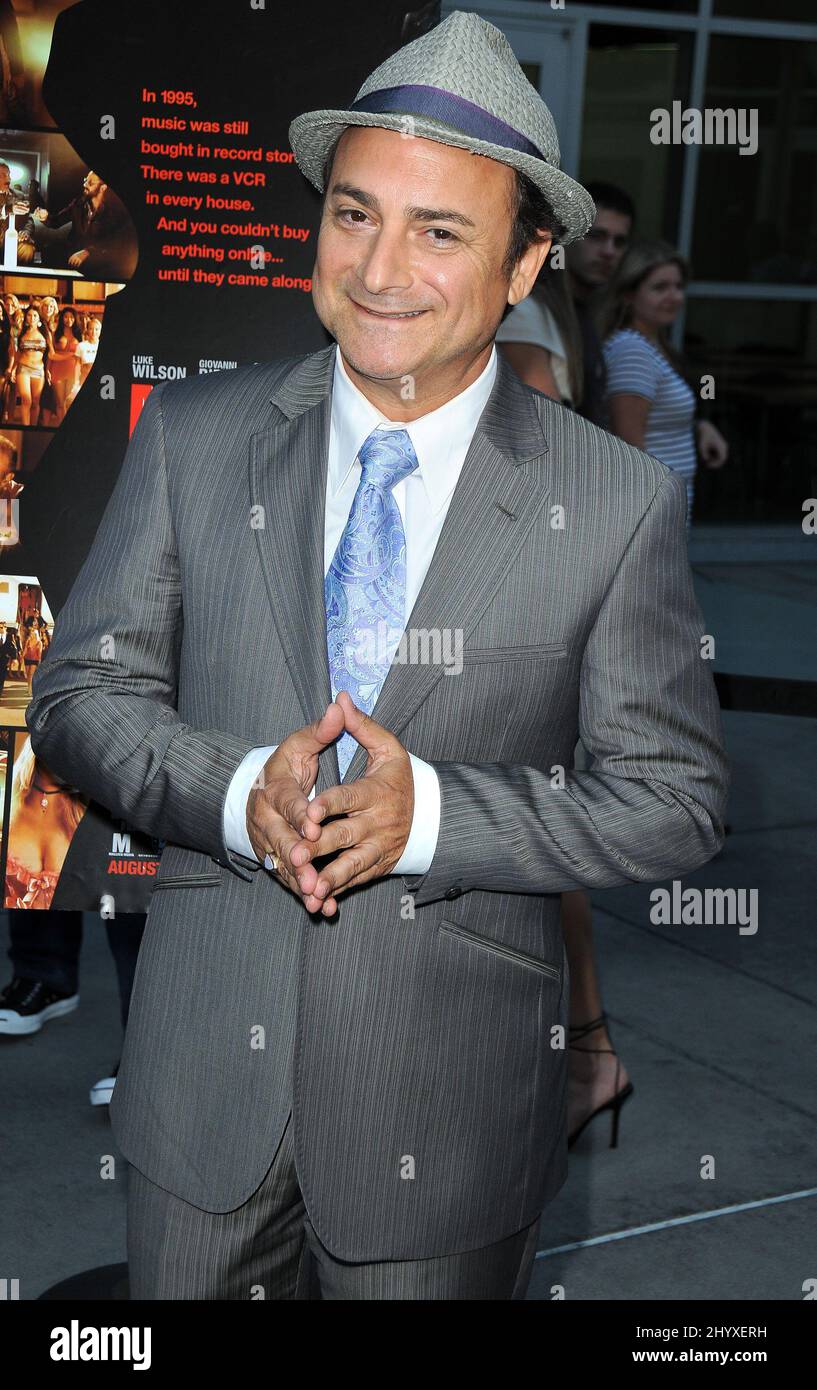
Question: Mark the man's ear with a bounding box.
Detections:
[507,233,553,307]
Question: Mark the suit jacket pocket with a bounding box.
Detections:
[439,919,561,981]
[461,641,567,664]
[152,871,223,890]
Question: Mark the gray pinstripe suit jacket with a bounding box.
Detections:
[26,342,729,1260]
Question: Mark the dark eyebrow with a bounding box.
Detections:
[328,182,476,229]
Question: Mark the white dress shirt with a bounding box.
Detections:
[223,340,498,873]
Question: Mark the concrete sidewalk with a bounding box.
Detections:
[529,706,817,1299]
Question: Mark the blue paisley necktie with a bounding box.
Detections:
[325,426,419,778]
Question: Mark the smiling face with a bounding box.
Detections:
[311,125,551,416]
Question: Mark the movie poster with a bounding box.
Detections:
[0,0,423,911]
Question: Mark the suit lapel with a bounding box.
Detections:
[249,345,341,787]
[250,344,552,788]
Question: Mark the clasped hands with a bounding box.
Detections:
[245,690,414,916]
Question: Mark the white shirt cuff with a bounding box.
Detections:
[223,744,319,862]
[393,753,440,875]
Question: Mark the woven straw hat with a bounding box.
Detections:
[288,10,595,246]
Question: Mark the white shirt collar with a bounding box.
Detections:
[329,342,497,516]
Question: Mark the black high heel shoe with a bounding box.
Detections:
[568,1012,634,1150]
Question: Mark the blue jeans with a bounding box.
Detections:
[5,908,145,1030]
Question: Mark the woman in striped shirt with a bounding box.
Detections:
[599,240,728,526]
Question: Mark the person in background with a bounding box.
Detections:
[36,296,61,423]
[17,171,137,281]
[36,614,50,657]
[0,618,9,695]
[496,185,637,1150]
[3,296,23,375]
[0,430,21,500]
[38,295,59,337]
[0,157,26,241]
[0,621,21,696]
[48,307,81,423]
[75,313,101,390]
[0,299,15,423]
[11,304,52,427]
[2,289,21,337]
[0,0,25,126]
[21,616,42,692]
[0,297,14,376]
[598,240,729,526]
[565,181,635,429]
[495,255,583,406]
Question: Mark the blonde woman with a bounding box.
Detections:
[38,295,59,335]
[75,313,101,389]
[598,240,728,525]
[36,295,61,424]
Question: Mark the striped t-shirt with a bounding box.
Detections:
[602,328,697,518]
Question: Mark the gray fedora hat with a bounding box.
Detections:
[288,10,595,246]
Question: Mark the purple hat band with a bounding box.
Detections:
[348,84,548,164]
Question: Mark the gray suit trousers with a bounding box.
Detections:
[126,1111,540,1300]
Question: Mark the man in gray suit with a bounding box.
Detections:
[26,12,729,1299]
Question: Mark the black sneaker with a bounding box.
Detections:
[0,976,79,1036]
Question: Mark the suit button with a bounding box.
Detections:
[445,886,462,900]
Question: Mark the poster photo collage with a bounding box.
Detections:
[0,0,138,908]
